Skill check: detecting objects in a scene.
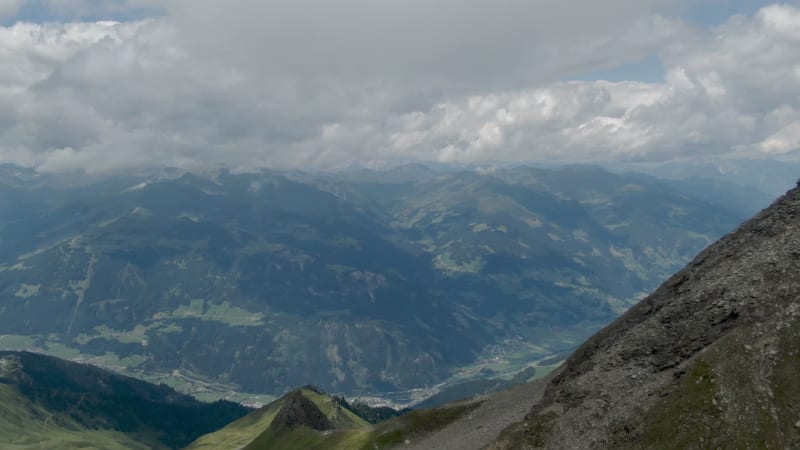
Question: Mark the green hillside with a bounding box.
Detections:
[0,351,248,449]
[188,385,478,450]
[0,382,147,450]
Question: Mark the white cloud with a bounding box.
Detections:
[382,3,800,164]
[755,120,800,154]
[0,3,799,173]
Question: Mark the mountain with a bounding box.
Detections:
[186,385,478,450]
[492,185,800,448]
[188,386,369,450]
[0,351,248,449]
[652,175,772,218]
[618,157,800,199]
[0,165,761,399]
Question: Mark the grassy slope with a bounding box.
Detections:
[0,384,150,450]
[0,351,249,450]
[302,389,370,427]
[188,387,480,450]
[186,400,284,450]
[186,388,363,450]
[243,401,480,450]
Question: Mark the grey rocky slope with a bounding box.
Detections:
[402,373,554,450]
[494,184,800,449]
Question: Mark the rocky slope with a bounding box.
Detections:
[494,185,800,449]
[402,374,553,450]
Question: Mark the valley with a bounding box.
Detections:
[1,2,798,447]
[0,164,763,403]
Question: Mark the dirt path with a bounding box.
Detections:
[400,374,554,450]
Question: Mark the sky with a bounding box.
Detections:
[0,0,798,173]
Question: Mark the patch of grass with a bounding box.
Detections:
[166,300,265,327]
[188,400,284,450]
[301,389,369,428]
[77,323,182,346]
[472,223,490,232]
[0,335,38,349]
[496,411,557,449]
[642,360,721,448]
[363,402,481,449]
[632,322,800,449]
[245,426,372,450]
[608,245,649,280]
[327,265,357,275]
[14,284,40,298]
[84,352,148,370]
[433,252,485,276]
[43,342,81,360]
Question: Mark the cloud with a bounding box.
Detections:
[0,3,798,173]
[382,4,800,164]
[0,0,23,21]
[756,121,800,154]
[166,0,683,93]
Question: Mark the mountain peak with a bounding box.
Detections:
[496,186,800,449]
[270,390,334,432]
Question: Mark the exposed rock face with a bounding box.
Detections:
[495,187,800,449]
[271,390,333,431]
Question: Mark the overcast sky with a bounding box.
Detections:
[0,0,798,173]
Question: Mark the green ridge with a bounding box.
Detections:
[188,386,479,450]
[0,351,249,450]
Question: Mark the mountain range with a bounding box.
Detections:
[0,170,797,449]
[0,163,766,400]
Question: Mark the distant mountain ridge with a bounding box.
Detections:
[0,164,763,398]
